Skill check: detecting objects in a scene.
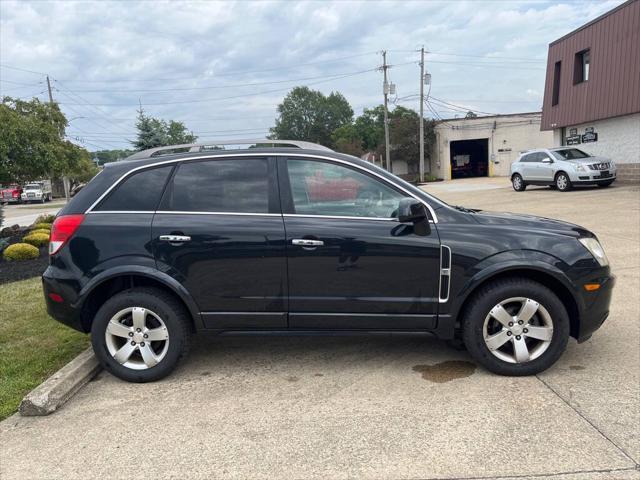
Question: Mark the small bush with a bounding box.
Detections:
[35,214,56,224]
[23,233,50,247]
[29,229,51,237]
[30,223,52,231]
[3,243,40,261]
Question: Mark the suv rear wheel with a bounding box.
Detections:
[512,174,526,191]
[91,287,191,382]
[555,172,572,192]
[462,278,569,376]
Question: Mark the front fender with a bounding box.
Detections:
[75,265,203,329]
[447,249,584,321]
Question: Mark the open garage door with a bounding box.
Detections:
[450,138,489,179]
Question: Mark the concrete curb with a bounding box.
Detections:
[19,348,101,416]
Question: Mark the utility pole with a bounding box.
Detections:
[46,75,54,104]
[46,75,70,201]
[418,47,425,183]
[381,50,391,172]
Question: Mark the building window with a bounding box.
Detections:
[552,61,561,106]
[574,49,590,84]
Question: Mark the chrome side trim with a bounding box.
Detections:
[438,245,452,303]
[87,210,155,214]
[283,213,398,222]
[155,211,280,217]
[85,153,439,223]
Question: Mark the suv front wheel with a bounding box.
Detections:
[512,174,526,192]
[462,278,569,376]
[555,172,572,192]
[91,287,191,382]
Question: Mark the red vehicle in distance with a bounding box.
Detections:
[1,184,23,204]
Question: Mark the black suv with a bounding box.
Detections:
[43,140,614,382]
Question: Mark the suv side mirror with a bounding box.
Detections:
[541,157,553,164]
[397,198,428,223]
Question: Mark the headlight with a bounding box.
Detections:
[579,237,609,266]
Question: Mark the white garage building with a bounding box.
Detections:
[429,112,553,181]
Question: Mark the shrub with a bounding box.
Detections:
[35,214,56,224]
[23,232,50,247]
[29,229,51,237]
[3,243,40,261]
[0,237,9,253]
[30,223,52,231]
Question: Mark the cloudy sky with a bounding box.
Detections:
[0,0,624,151]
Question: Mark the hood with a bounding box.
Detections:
[566,155,610,165]
[472,210,592,238]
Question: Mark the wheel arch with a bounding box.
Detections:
[452,265,581,340]
[76,267,202,333]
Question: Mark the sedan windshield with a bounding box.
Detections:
[551,148,591,160]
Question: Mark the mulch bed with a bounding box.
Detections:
[0,224,50,284]
[0,251,49,285]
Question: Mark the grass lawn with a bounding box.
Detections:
[0,277,90,420]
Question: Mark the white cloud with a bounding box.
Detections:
[0,0,625,149]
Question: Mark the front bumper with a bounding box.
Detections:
[575,274,615,342]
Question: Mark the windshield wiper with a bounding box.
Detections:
[452,205,478,213]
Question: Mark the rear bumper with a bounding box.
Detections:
[42,271,85,332]
[576,274,615,342]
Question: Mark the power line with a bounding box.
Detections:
[37,51,380,84]
[55,67,387,106]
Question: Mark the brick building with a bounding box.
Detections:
[540,0,640,183]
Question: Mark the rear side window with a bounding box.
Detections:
[166,158,269,213]
[96,165,173,211]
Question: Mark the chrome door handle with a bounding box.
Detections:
[292,239,324,247]
[159,235,191,242]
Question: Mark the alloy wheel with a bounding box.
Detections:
[105,307,170,370]
[556,174,568,190]
[482,297,554,364]
[513,176,522,189]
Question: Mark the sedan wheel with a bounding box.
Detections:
[483,297,553,364]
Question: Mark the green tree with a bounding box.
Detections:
[270,87,353,148]
[132,108,197,151]
[0,97,77,184]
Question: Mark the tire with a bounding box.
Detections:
[462,278,569,376]
[555,172,572,191]
[512,174,526,191]
[597,181,613,188]
[91,287,191,382]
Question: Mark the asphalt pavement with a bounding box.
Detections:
[1,178,638,480]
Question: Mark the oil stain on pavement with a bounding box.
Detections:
[412,361,476,383]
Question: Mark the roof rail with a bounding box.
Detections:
[126,139,333,160]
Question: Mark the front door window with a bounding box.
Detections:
[287,159,405,219]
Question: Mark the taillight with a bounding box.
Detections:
[49,214,85,255]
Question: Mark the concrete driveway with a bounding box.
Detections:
[1,178,638,479]
[1,201,66,227]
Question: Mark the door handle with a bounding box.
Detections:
[292,239,324,247]
[159,235,191,243]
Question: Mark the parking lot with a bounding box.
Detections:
[1,177,638,480]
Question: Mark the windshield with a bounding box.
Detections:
[24,184,41,190]
[551,148,590,160]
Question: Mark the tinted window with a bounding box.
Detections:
[168,158,269,213]
[97,165,172,211]
[287,159,404,218]
[551,148,590,160]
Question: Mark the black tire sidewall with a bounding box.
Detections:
[91,289,189,382]
[462,279,570,376]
